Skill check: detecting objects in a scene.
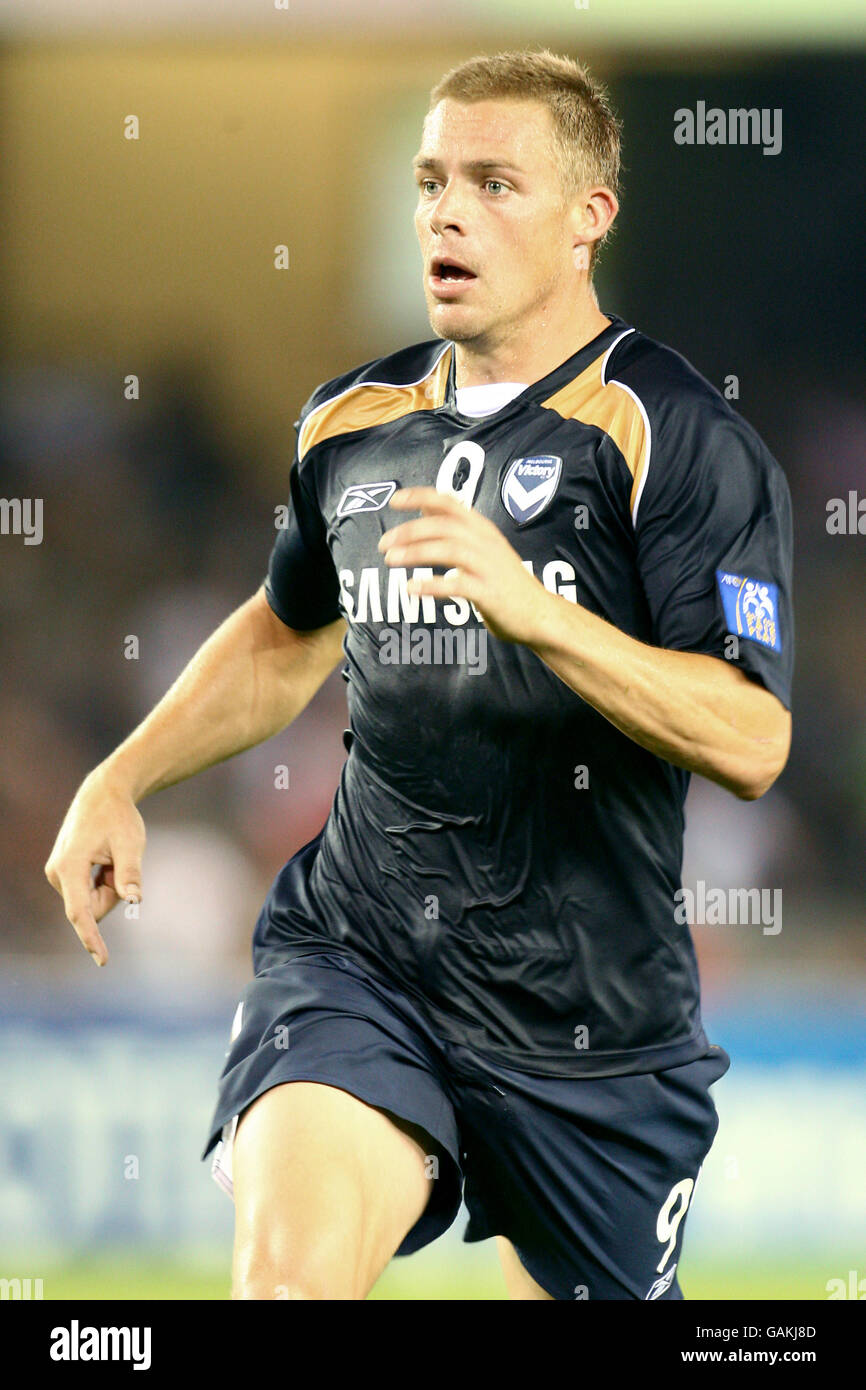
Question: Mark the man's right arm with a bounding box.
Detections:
[44,585,347,966]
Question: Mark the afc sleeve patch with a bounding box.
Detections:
[715,570,782,652]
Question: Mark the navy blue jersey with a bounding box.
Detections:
[258,312,794,1076]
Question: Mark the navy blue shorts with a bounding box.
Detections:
[203,947,730,1300]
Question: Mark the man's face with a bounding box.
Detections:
[413,98,577,348]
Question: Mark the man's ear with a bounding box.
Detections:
[570,185,619,266]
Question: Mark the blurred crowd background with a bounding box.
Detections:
[1,1,864,1299]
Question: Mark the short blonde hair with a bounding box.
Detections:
[428,48,622,269]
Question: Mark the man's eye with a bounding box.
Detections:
[420,179,439,195]
[485,180,506,194]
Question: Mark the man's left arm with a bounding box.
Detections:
[520,593,791,801]
[380,489,789,800]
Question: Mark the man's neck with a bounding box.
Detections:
[452,294,613,390]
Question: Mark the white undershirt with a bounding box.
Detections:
[454,381,529,417]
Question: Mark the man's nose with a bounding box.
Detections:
[430,179,470,234]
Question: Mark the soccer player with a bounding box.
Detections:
[45,49,793,1300]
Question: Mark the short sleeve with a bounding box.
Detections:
[263,431,342,632]
[634,406,794,711]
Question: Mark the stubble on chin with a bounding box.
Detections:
[426,302,493,347]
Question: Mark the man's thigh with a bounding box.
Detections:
[496,1236,555,1300]
[231,1080,436,1300]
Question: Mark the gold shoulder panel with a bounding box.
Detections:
[298,346,453,461]
[541,352,649,519]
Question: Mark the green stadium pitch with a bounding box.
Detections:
[2,1250,853,1301]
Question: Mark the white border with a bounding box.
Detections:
[600,328,653,526]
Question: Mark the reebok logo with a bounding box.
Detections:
[646,1263,677,1300]
[337,481,397,517]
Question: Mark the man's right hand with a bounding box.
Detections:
[44,769,146,967]
[42,592,346,968]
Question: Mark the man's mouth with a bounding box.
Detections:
[429,256,478,293]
